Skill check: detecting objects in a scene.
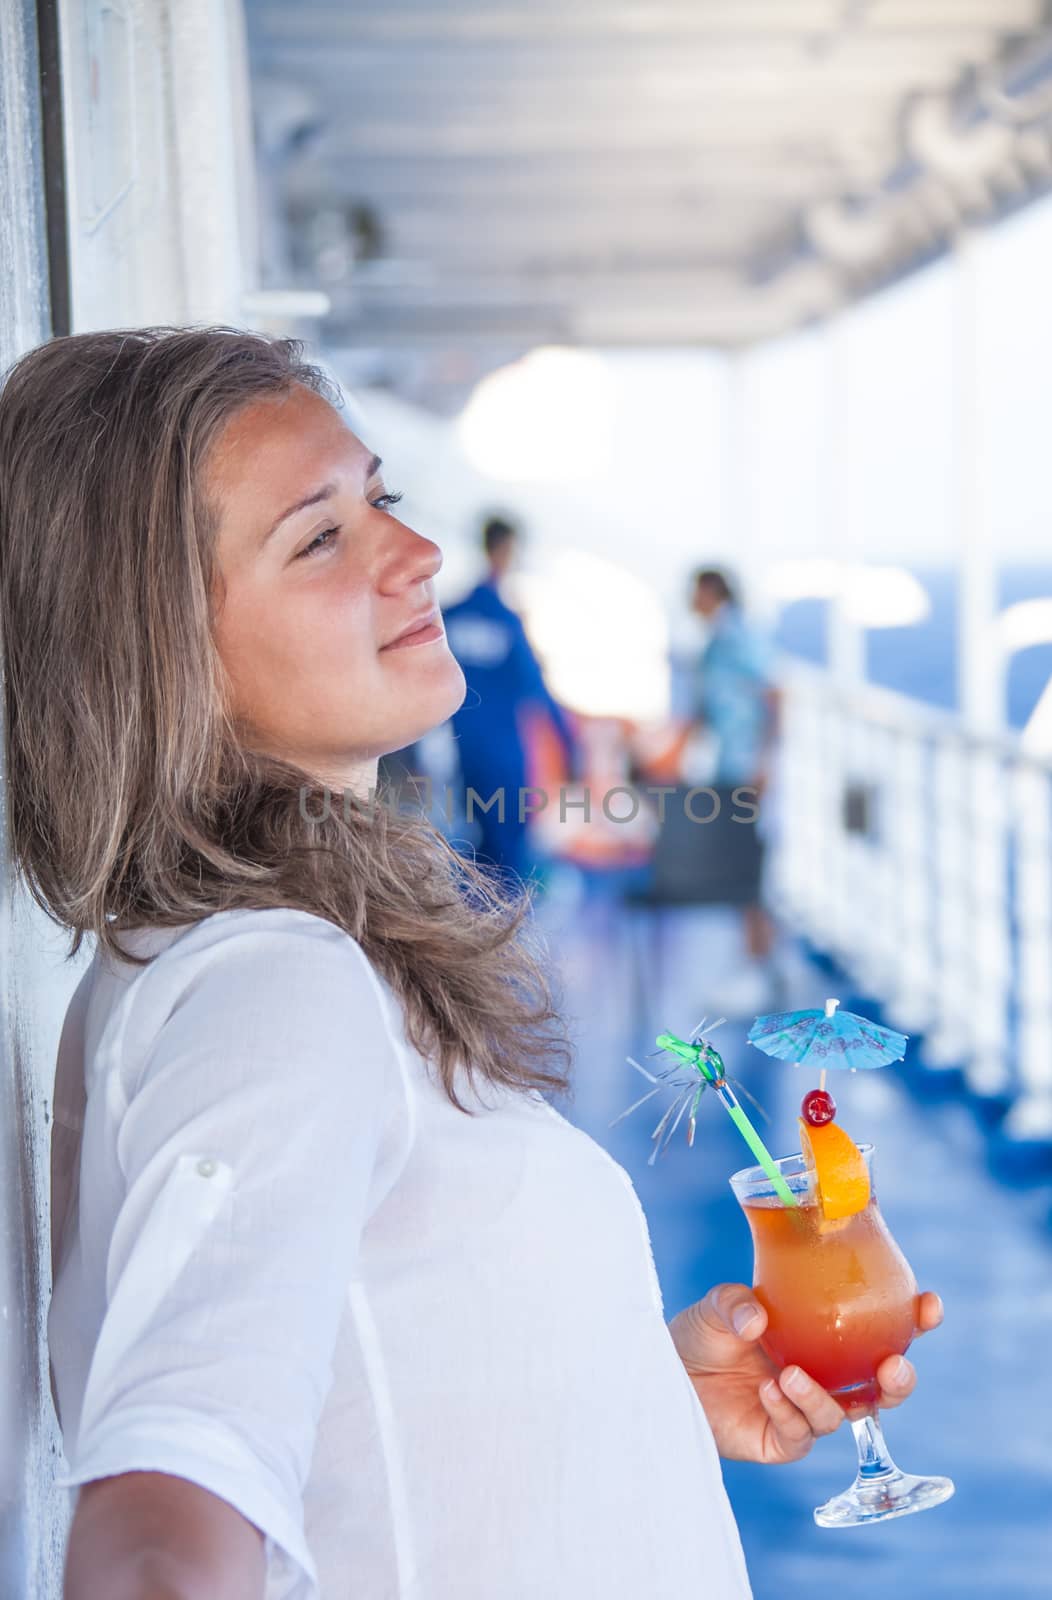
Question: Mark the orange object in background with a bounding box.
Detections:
[523,710,657,868]
[627,719,693,785]
[521,703,570,794]
[741,1193,919,1418]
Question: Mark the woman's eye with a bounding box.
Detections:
[297,526,340,560]
[295,489,402,559]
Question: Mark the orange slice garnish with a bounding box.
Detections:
[798,1117,871,1221]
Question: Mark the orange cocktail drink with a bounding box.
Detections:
[741,1159,919,1416]
[720,1062,953,1527]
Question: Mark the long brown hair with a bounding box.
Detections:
[0,326,573,1109]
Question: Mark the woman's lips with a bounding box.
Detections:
[380,618,445,651]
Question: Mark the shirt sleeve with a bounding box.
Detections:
[685,653,707,723]
[736,622,777,688]
[56,910,405,1600]
[508,617,579,772]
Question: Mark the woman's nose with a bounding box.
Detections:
[376,518,443,593]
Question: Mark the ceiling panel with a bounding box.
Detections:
[244,0,1052,408]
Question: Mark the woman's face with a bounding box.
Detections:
[208,383,465,788]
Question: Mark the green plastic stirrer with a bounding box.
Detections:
[655,1030,799,1208]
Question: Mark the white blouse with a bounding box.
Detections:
[48,907,753,1599]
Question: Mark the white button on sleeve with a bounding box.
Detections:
[56,915,398,1600]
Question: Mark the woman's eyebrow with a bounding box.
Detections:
[259,457,381,548]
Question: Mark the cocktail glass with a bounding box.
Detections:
[729,1145,955,1528]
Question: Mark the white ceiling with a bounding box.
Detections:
[245,0,1052,407]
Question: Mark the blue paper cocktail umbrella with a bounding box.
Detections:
[747,997,908,1091]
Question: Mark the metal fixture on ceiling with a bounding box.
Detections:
[243,1,1052,412]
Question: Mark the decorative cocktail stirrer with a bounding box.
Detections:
[613,1020,799,1208]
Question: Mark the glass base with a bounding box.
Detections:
[814,1467,956,1528]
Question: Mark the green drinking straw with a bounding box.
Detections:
[655,1030,799,1209]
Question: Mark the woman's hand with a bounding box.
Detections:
[667,1284,944,1465]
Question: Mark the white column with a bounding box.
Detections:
[953,231,1001,734]
[950,233,1013,1101]
[824,318,866,686]
[723,352,763,617]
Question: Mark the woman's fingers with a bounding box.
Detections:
[690,1282,770,1347]
[707,1283,769,1341]
[875,1353,918,1410]
[776,1366,845,1436]
[915,1290,944,1336]
[880,1288,942,1406]
[758,1378,814,1459]
[759,1366,843,1460]
[668,1284,772,1381]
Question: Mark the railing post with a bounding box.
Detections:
[1006,764,1052,1142]
[966,743,1012,1096]
[885,728,936,1034]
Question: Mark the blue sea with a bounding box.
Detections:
[774,564,1052,728]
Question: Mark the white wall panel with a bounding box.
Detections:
[1,5,261,1595]
[0,8,79,1597]
[59,0,258,330]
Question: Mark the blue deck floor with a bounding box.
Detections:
[537,871,1052,1599]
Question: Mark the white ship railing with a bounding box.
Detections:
[768,658,1052,1146]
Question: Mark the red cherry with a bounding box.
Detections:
[802,1088,837,1127]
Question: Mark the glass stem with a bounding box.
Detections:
[850,1412,900,1484]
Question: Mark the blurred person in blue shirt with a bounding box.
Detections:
[442,515,579,886]
[688,566,782,991]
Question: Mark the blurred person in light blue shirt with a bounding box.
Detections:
[690,568,779,789]
[688,566,782,985]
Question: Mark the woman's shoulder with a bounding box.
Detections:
[111,905,374,984]
[104,907,408,1102]
[113,903,356,952]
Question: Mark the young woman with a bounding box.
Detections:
[0,328,942,1600]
